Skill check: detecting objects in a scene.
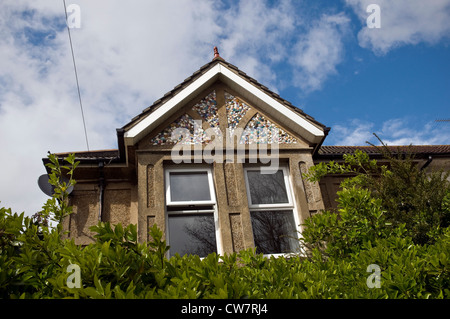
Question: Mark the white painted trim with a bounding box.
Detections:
[164,166,223,257]
[124,62,324,145]
[219,67,324,138]
[164,167,216,206]
[243,166,294,209]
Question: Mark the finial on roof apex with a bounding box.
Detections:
[213,46,223,60]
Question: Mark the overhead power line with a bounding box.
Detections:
[63,0,90,151]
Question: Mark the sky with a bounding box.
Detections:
[0,0,449,217]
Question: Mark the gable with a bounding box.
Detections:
[139,85,309,148]
[124,59,327,150]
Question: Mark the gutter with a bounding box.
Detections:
[116,128,126,163]
[420,155,433,171]
[98,161,105,221]
[312,126,331,157]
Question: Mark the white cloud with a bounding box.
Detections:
[218,0,296,90]
[0,0,222,215]
[326,117,450,146]
[345,0,450,54]
[290,13,350,92]
[379,118,450,145]
[327,119,375,146]
[217,1,353,93]
[1,0,446,217]
[1,0,345,216]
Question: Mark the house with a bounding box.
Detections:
[43,48,450,257]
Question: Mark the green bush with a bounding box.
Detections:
[304,140,450,246]
[1,208,449,299]
[301,186,404,259]
[0,150,449,299]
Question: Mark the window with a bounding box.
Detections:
[165,167,221,257]
[166,170,214,205]
[244,166,300,255]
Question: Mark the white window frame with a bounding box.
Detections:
[164,166,222,257]
[244,166,294,209]
[165,167,216,206]
[243,165,301,257]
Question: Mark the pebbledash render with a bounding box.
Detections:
[43,48,450,257]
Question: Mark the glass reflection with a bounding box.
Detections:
[169,172,211,202]
[168,214,217,257]
[246,170,288,205]
[250,210,299,254]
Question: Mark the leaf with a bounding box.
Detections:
[165,261,178,278]
[83,287,99,298]
[101,241,110,256]
[94,276,104,296]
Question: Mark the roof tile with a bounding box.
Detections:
[318,145,450,156]
[55,145,450,161]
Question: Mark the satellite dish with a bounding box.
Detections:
[38,174,74,197]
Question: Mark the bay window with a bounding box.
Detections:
[164,167,221,257]
[244,166,300,255]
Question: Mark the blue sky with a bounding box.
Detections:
[301,41,450,145]
[0,0,449,216]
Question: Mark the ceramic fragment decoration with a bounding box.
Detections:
[225,91,251,136]
[150,113,205,145]
[150,90,297,145]
[240,113,298,144]
[150,91,218,145]
[192,91,219,128]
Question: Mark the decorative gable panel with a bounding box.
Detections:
[191,91,219,128]
[146,87,305,147]
[149,91,219,145]
[150,113,204,145]
[240,112,298,144]
[225,91,251,136]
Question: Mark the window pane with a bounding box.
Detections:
[250,210,299,254]
[246,170,288,205]
[169,171,211,202]
[168,214,217,257]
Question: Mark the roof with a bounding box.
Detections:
[122,50,329,147]
[52,149,119,160]
[122,57,328,133]
[317,145,450,159]
[44,49,331,166]
[51,145,450,163]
